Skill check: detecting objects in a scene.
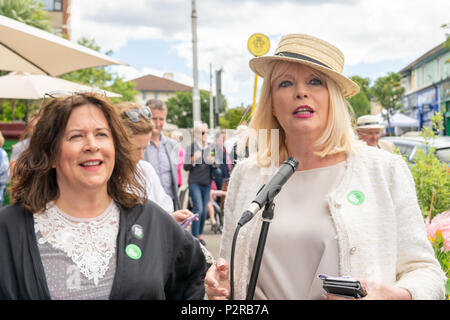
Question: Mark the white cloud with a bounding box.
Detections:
[70,0,450,107]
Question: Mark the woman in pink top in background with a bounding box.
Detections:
[171,131,185,187]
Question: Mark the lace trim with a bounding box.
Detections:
[34,201,119,286]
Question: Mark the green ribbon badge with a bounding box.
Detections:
[125,244,142,260]
[347,190,365,206]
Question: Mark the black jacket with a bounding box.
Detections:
[0,201,206,300]
[183,142,216,186]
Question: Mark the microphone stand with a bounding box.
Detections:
[246,200,275,300]
[230,157,298,300]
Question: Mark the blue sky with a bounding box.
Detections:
[70,0,449,108]
[114,39,192,74]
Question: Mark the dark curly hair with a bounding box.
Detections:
[10,92,146,213]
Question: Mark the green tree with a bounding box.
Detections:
[347,75,371,120]
[0,0,50,31]
[406,112,450,298]
[166,91,227,128]
[442,23,450,63]
[219,105,250,129]
[0,0,52,120]
[370,72,405,135]
[408,112,450,220]
[60,38,138,104]
[0,99,27,122]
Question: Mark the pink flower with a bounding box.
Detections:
[426,211,450,251]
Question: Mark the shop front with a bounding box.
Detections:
[440,82,450,136]
[417,86,439,129]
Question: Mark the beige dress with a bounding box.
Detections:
[251,161,347,300]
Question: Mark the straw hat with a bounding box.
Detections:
[356,115,384,130]
[249,34,360,98]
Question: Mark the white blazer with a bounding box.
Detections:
[219,145,446,300]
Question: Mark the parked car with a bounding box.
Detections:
[380,136,450,164]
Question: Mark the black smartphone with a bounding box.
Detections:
[318,274,367,299]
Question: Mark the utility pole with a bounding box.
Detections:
[215,68,223,128]
[209,64,214,130]
[191,0,201,127]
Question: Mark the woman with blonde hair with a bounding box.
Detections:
[205,34,445,300]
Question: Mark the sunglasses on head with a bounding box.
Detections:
[124,107,152,123]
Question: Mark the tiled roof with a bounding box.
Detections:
[131,74,192,92]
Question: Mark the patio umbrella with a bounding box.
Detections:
[0,72,122,99]
[376,110,420,128]
[0,71,122,122]
[0,15,127,76]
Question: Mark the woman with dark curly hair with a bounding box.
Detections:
[0,92,206,300]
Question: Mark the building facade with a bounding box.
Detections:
[400,42,450,135]
[131,73,193,106]
[37,0,71,39]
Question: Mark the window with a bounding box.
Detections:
[38,0,62,11]
[54,0,62,11]
[38,0,53,10]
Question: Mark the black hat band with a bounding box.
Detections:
[275,51,332,70]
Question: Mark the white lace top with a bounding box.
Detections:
[34,201,119,300]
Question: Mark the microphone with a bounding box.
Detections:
[237,157,299,227]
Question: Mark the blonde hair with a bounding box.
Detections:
[248,60,358,167]
[0,131,4,148]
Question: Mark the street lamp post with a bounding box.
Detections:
[191,0,201,127]
[209,64,214,130]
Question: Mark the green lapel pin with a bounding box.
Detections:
[347,190,365,205]
[125,244,142,260]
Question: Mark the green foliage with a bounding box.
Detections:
[442,23,450,64]
[430,231,450,299]
[347,76,371,119]
[219,106,249,129]
[106,77,138,104]
[411,148,450,220]
[0,0,50,31]
[447,279,450,299]
[432,232,449,274]
[408,113,450,220]
[166,90,223,128]
[0,0,51,122]
[59,38,138,103]
[371,72,405,135]
[0,100,25,121]
[408,112,450,299]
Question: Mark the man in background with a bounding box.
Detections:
[144,99,181,210]
[356,115,395,152]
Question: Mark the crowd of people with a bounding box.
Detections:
[0,33,446,300]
